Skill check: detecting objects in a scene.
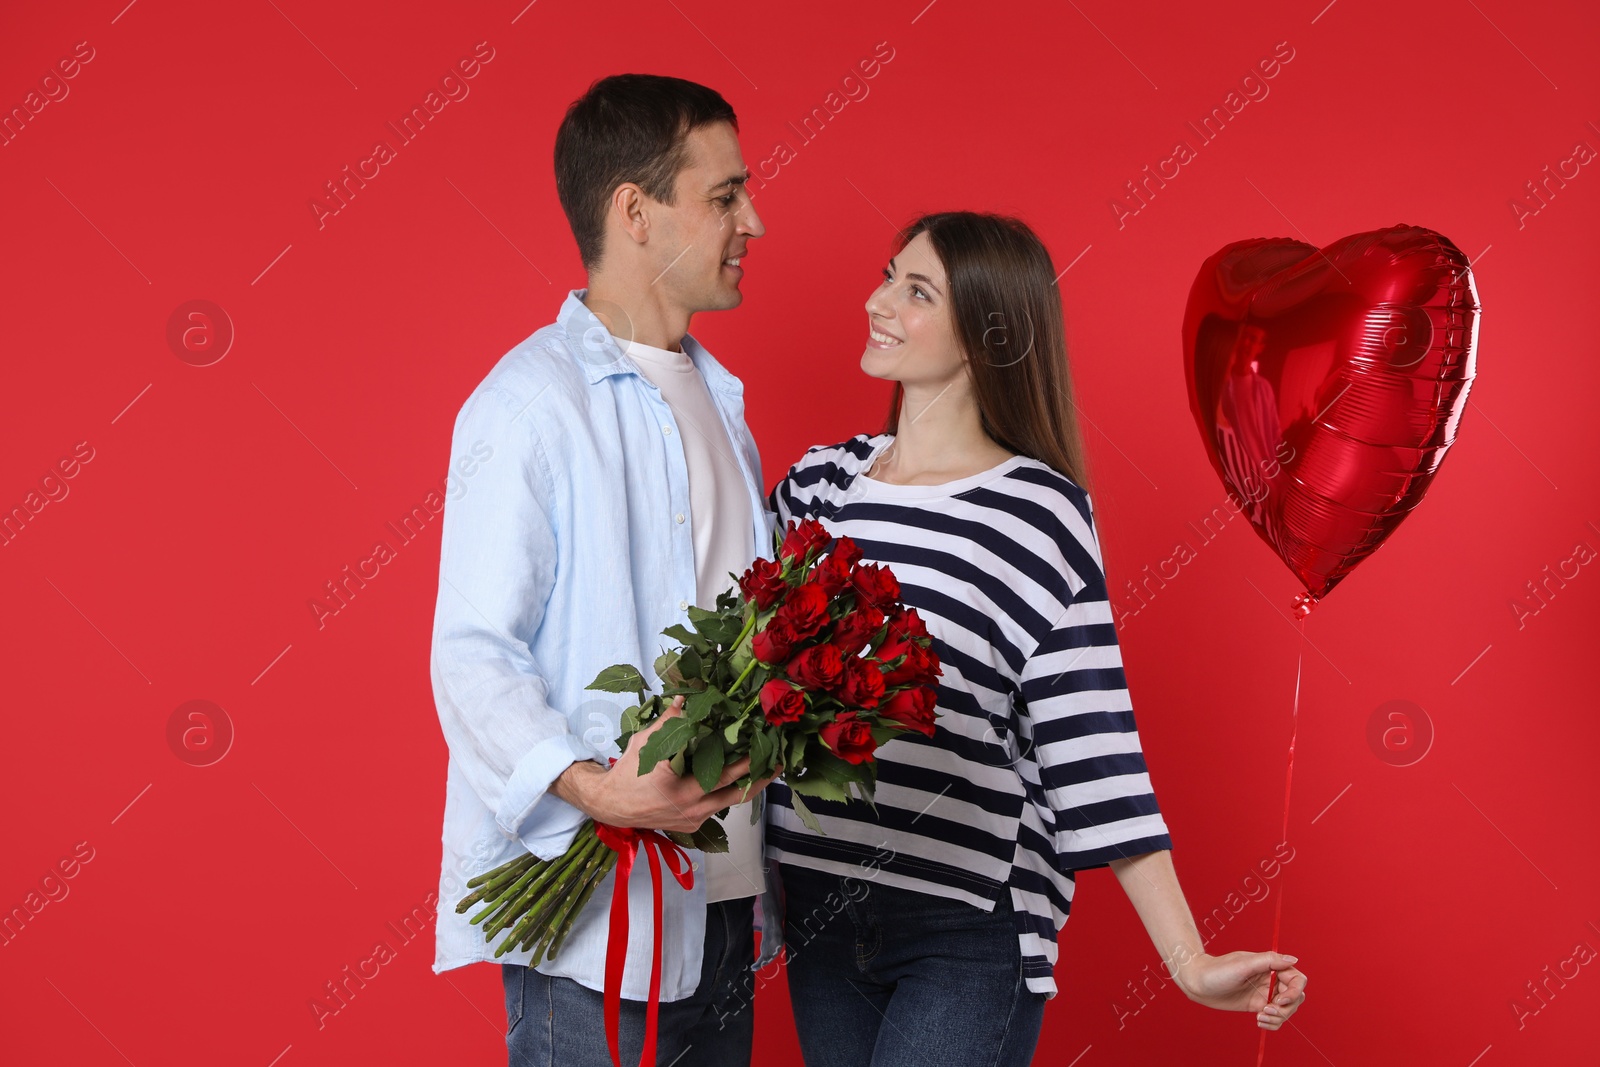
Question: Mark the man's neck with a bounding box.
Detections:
[583,274,691,352]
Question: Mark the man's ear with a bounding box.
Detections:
[611,183,650,247]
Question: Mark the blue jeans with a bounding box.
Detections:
[501,896,755,1066]
[779,862,1046,1067]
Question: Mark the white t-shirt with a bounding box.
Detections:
[625,338,762,903]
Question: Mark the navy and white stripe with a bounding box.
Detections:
[765,433,1173,998]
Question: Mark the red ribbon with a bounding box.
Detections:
[594,822,695,1067]
[1256,616,1305,1067]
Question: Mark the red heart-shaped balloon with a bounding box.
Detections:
[1182,224,1480,615]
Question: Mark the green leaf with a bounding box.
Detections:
[787,790,824,834]
[677,646,703,679]
[723,717,743,745]
[692,817,730,853]
[693,731,726,793]
[808,748,864,787]
[688,606,743,645]
[620,704,643,735]
[787,773,850,802]
[786,730,809,772]
[587,664,646,694]
[748,726,773,780]
[636,716,697,774]
[662,623,713,656]
[701,616,743,647]
[856,778,877,814]
[684,686,724,723]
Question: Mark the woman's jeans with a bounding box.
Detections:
[501,896,755,1066]
[779,862,1047,1067]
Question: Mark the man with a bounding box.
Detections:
[429,73,778,1066]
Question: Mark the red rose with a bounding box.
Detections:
[810,553,852,598]
[779,519,832,565]
[774,582,830,640]
[753,617,797,664]
[831,535,864,569]
[834,656,885,709]
[875,628,913,666]
[819,712,877,765]
[850,562,901,610]
[887,606,929,641]
[883,642,941,687]
[832,604,885,658]
[878,686,936,737]
[876,607,931,662]
[738,558,787,610]
[760,679,807,725]
[787,644,844,690]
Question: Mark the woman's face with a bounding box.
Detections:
[861,231,965,387]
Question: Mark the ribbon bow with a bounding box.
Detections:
[594,822,696,1067]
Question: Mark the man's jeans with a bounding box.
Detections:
[501,897,756,1066]
[778,863,1047,1067]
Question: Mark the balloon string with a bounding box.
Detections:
[1255,614,1303,1066]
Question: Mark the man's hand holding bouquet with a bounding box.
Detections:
[455,518,943,963]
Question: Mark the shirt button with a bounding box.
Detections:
[675,513,685,524]
[679,599,689,611]
[663,426,673,436]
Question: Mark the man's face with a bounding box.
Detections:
[646,121,764,315]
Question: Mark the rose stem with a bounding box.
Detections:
[483,832,598,938]
[460,855,544,914]
[528,839,617,957]
[537,850,618,963]
[468,856,548,927]
[493,832,602,950]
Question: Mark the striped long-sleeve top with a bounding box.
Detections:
[764,432,1174,998]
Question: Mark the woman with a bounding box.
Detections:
[764,212,1308,1066]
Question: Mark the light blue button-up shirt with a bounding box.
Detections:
[429,289,783,998]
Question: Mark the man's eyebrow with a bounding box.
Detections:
[707,173,749,193]
[887,255,943,295]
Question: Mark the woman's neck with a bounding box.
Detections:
[871,381,1015,485]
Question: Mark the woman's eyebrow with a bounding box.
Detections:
[888,256,943,295]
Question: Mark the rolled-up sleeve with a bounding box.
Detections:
[430,383,596,861]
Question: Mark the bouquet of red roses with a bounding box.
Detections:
[456,518,942,964]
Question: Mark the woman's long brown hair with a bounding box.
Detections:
[884,211,1092,494]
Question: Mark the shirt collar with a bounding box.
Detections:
[558,289,743,397]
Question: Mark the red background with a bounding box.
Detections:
[2,1,1596,1064]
